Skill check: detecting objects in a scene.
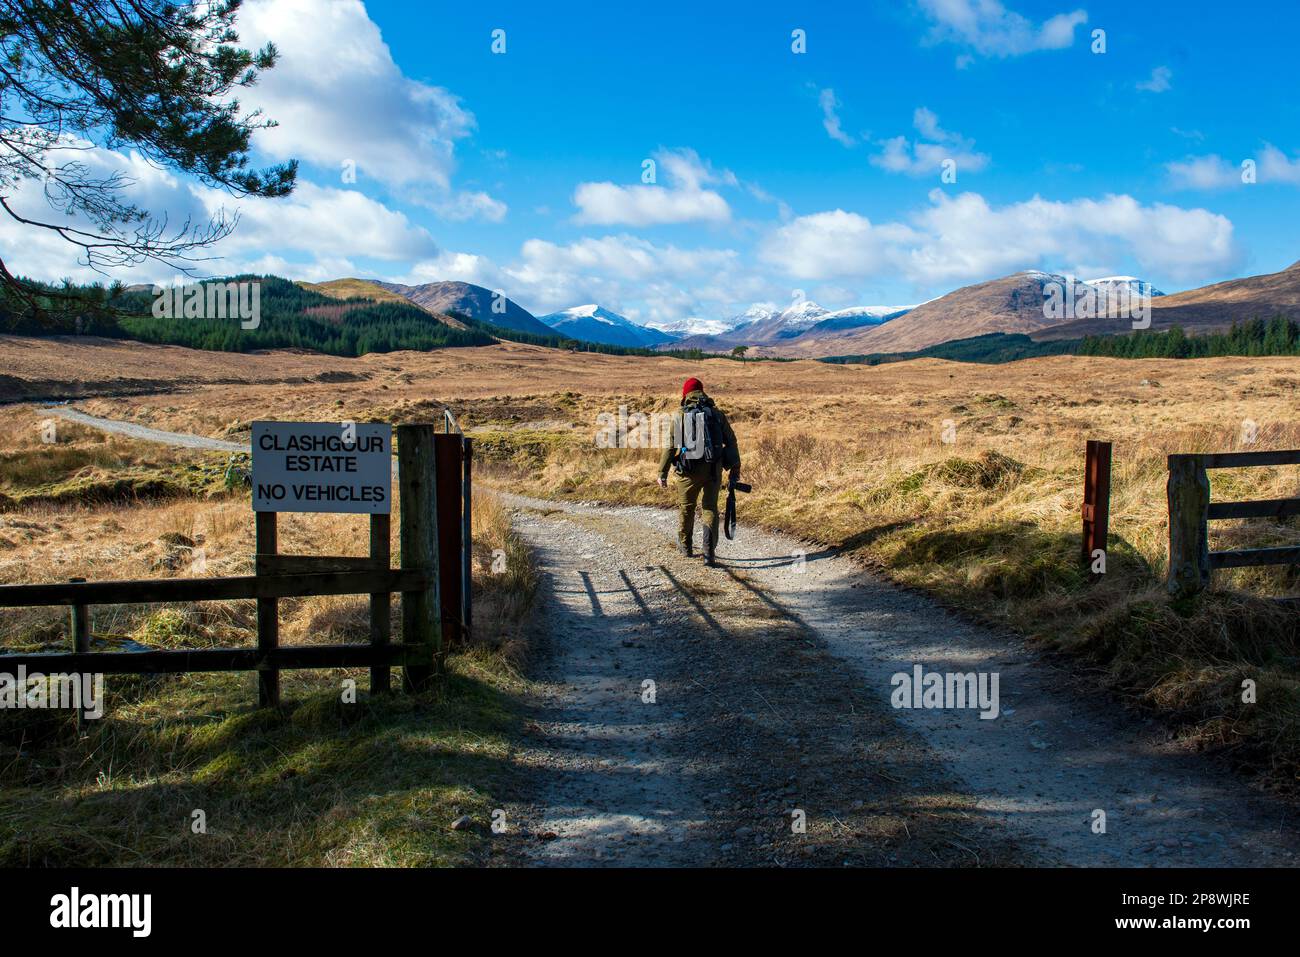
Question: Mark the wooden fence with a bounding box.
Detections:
[1167,449,1300,597]
[0,422,473,707]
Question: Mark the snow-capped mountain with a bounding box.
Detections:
[1084,276,1166,299]
[538,304,676,348]
[774,299,831,330]
[719,300,830,343]
[658,299,912,350]
[806,304,915,334]
[645,316,740,338]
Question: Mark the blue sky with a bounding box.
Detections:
[7,0,1300,326]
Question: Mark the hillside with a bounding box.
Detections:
[301,278,411,305]
[304,278,472,330]
[0,276,495,357]
[778,272,1074,356]
[804,304,913,335]
[375,280,554,336]
[777,262,1300,356]
[1035,259,1300,340]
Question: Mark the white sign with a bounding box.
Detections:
[252,421,392,514]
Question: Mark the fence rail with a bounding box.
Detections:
[0,568,427,607]
[1166,448,1300,597]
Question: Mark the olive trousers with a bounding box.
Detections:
[675,469,721,549]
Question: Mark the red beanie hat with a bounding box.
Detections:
[682,377,703,398]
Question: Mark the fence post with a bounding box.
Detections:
[1081,440,1112,576]
[369,513,392,695]
[255,511,280,707]
[1167,454,1211,598]
[434,434,463,647]
[397,424,441,691]
[68,578,90,653]
[461,437,473,643]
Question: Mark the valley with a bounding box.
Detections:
[2,332,1297,869]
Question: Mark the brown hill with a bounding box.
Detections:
[1034,260,1300,340]
[775,272,1072,357]
[300,278,471,330]
[374,280,554,336]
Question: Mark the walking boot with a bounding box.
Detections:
[703,526,717,567]
[678,538,693,557]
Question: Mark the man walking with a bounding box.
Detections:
[657,377,741,566]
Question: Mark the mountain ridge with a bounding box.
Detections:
[538,304,676,348]
[374,280,554,337]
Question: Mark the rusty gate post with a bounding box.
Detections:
[1082,440,1113,577]
[461,437,473,643]
[433,433,463,648]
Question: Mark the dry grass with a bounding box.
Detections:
[0,412,234,511]
[0,442,539,864]
[2,337,1298,798]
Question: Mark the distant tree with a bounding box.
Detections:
[0,0,297,322]
[731,344,749,362]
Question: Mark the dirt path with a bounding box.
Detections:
[505,498,1024,867]
[42,405,246,452]
[506,495,1300,868]
[44,407,1300,867]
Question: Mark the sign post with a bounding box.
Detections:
[250,421,396,705]
[397,424,441,691]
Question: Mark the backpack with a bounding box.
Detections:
[676,399,724,465]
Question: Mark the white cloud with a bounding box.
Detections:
[207,181,438,262]
[912,106,949,142]
[911,191,1234,283]
[918,0,1087,60]
[819,89,855,147]
[871,108,990,176]
[1259,145,1300,184]
[402,233,768,326]
[1166,155,1242,190]
[238,0,503,218]
[760,190,1236,286]
[0,141,438,283]
[431,191,508,222]
[759,210,921,279]
[1167,147,1300,189]
[517,235,736,282]
[1137,66,1173,93]
[571,148,732,226]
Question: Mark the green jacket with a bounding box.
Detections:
[658,390,741,480]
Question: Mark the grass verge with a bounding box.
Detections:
[0,482,538,866]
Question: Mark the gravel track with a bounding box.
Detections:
[505,495,1299,868]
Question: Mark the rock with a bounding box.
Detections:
[450,815,474,832]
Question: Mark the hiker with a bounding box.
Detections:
[657,376,741,566]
